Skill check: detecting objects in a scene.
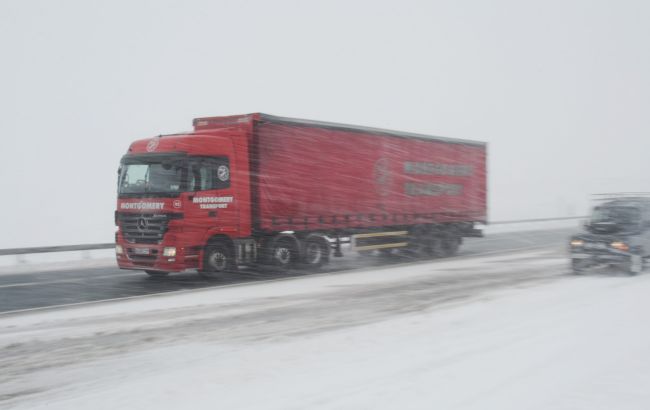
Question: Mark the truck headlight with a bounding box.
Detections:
[611,241,629,252]
[163,247,177,257]
[570,239,584,247]
[116,244,124,255]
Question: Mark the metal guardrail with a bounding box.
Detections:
[0,243,114,256]
[0,216,586,257]
[483,216,586,225]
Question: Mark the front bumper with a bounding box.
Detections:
[116,243,201,272]
[570,251,632,269]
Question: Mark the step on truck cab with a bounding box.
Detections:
[115,113,487,278]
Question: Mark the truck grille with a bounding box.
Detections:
[118,213,171,244]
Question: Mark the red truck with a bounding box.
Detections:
[115,113,487,277]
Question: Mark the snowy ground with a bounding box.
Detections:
[2,244,649,409]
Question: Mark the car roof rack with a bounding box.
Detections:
[592,192,650,202]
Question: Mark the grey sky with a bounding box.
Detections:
[1,0,649,247]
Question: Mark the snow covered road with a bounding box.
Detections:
[2,240,649,409]
[0,228,573,313]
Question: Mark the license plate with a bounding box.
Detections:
[133,248,150,255]
[584,242,606,250]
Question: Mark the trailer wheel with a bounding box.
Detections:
[430,236,445,258]
[408,227,433,259]
[145,270,169,278]
[200,243,235,279]
[271,238,298,269]
[303,238,330,268]
[441,234,460,257]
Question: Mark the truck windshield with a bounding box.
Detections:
[118,154,231,197]
[119,157,186,196]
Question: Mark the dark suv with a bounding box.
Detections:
[569,197,650,275]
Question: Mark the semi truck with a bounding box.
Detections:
[115,113,487,278]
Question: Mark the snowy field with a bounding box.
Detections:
[2,244,649,409]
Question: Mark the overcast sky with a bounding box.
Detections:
[1,0,649,247]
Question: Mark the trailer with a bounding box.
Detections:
[115,113,487,277]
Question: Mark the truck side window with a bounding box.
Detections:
[188,157,230,191]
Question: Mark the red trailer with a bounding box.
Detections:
[115,114,487,277]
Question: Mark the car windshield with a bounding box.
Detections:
[119,156,186,195]
[591,206,641,226]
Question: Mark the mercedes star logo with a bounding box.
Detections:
[137,218,147,230]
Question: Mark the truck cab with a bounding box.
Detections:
[115,130,253,277]
[569,197,650,274]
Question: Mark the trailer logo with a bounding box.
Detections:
[146,138,159,152]
[173,200,182,209]
[404,182,463,196]
[374,158,392,196]
[404,162,473,176]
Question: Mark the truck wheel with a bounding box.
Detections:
[405,226,429,259]
[271,238,297,269]
[430,237,445,258]
[145,270,169,278]
[303,238,330,268]
[408,231,433,259]
[441,234,460,257]
[200,243,235,279]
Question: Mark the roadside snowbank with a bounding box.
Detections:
[3,249,649,409]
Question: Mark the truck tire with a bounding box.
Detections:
[145,270,169,278]
[441,234,460,257]
[430,236,445,258]
[271,238,298,269]
[407,226,433,259]
[303,237,330,268]
[200,243,235,279]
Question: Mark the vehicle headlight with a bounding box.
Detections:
[116,244,124,255]
[570,239,584,247]
[611,241,629,252]
[163,247,177,257]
